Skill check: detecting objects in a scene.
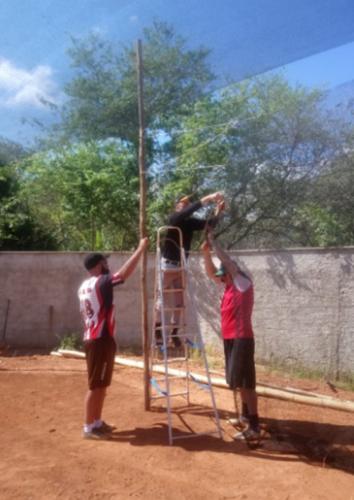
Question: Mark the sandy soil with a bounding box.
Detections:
[0,352,353,500]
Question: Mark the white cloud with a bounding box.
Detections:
[129,15,138,23]
[0,58,60,108]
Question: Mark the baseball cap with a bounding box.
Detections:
[84,253,106,270]
[215,264,227,277]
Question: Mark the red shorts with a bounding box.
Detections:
[84,336,116,390]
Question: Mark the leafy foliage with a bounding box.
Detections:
[55,20,214,151]
[165,75,348,248]
[0,138,57,250]
[19,140,139,250]
[3,23,354,250]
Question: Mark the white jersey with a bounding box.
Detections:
[78,273,123,341]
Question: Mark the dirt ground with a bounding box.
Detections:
[0,352,353,500]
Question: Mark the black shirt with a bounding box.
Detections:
[162,201,217,262]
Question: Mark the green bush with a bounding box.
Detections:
[58,333,83,351]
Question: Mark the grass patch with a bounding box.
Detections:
[118,345,143,357]
[260,358,354,392]
[58,333,83,352]
[188,344,225,371]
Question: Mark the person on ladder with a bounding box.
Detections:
[201,231,261,441]
[154,191,224,348]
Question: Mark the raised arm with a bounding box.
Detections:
[169,200,203,225]
[207,232,239,280]
[113,237,149,281]
[201,240,220,283]
[169,192,224,226]
[206,199,225,229]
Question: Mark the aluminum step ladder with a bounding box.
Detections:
[150,226,222,445]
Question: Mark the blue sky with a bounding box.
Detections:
[1,0,354,145]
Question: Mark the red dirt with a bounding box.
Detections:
[0,353,353,499]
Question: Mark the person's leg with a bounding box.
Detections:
[239,387,258,430]
[85,387,106,425]
[155,267,176,345]
[171,271,183,318]
[83,337,115,437]
[157,266,182,347]
[170,270,183,347]
[231,339,260,439]
[154,268,164,345]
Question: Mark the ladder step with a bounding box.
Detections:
[155,324,187,329]
[151,391,188,400]
[165,356,188,363]
[172,430,221,442]
[162,268,184,272]
[154,334,195,341]
[153,375,184,382]
[162,306,185,311]
[163,288,185,292]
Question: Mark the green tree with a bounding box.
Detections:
[0,137,57,250]
[19,140,139,250]
[300,149,354,246]
[167,75,343,248]
[292,204,346,247]
[54,20,214,151]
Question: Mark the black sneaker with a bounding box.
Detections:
[172,335,182,348]
[83,429,111,440]
[94,421,116,434]
[171,327,182,348]
[155,323,163,345]
[233,428,261,441]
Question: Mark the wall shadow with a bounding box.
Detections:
[265,253,312,291]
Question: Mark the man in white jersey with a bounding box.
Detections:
[78,237,148,439]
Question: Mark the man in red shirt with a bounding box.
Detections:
[78,237,148,439]
[201,233,260,441]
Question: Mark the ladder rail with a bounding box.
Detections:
[150,225,222,444]
[185,271,223,439]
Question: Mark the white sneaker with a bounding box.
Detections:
[233,428,261,441]
[228,415,249,427]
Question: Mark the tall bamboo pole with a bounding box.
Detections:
[136,39,150,410]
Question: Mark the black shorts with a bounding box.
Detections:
[223,338,256,390]
[84,336,116,390]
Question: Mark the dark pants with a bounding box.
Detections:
[223,338,256,390]
[85,336,116,390]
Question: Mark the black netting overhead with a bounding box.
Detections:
[3,0,354,83]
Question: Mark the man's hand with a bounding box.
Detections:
[206,230,214,245]
[200,240,210,252]
[215,200,225,217]
[139,237,149,250]
[201,191,224,205]
[214,192,224,203]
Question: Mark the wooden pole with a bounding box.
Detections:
[55,350,354,414]
[136,39,150,410]
[1,299,11,346]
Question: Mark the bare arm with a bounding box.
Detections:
[207,233,239,280]
[200,191,224,206]
[201,240,219,283]
[113,237,149,281]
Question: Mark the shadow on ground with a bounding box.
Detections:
[107,404,354,474]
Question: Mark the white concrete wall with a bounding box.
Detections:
[0,248,353,375]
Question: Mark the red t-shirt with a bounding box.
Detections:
[220,274,254,339]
